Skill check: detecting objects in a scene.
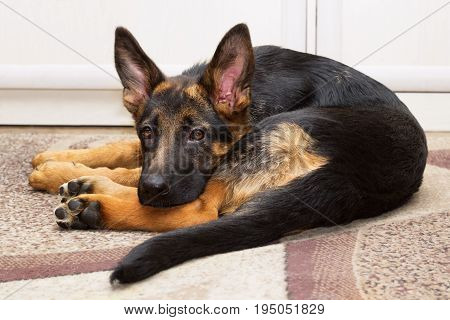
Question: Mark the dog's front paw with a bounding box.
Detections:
[54,197,103,230]
[59,176,128,198]
[59,177,96,198]
[29,162,91,194]
[31,151,66,168]
[31,151,50,168]
[29,161,69,193]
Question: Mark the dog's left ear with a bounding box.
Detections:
[200,24,254,120]
[114,27,164,119]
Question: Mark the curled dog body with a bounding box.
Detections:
[29,24,427,284]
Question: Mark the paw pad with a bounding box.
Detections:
[54,197,102,230]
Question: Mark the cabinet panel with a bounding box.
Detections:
[316,0,450,92]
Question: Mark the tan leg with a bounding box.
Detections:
[31,139,141,169]
[54,178,226,232]
[29,161,141,194]
[59,175,137,199]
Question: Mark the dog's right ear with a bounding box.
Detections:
[199,24,254,122]
[114,27,164,118]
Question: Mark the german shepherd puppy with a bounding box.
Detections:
[29,24,427,284]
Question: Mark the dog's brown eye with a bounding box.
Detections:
[189,128,205,141]
[142,127,153,139]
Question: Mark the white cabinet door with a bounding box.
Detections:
[315,0,450,92]
[0,0,306,125]
[312,0,450,130]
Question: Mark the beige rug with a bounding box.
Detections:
[0,131,449,299]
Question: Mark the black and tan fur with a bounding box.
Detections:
[29,24,427,284]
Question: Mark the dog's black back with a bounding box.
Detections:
[111,24,427,284]
[185,45,408,121]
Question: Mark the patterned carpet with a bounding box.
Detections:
[0,132,449,299]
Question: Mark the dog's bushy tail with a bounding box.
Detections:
[110,165,411,284]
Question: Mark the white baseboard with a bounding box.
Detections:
[0,90,133,126]
[0,90,448,131]
[0,65,187,90]
[1,64,449,92]
[356,66,450,92]
[397,92,450,131]
[0,64,448,130]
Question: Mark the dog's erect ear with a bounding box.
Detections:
[115,27,164,118]
[200,24,254,121]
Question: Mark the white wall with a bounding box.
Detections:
[0,0,305,68]
[0,0,449,130]
[0,0,306,126]
[316,0,450,92]
[317,0,450,66]
[312,0,450,130]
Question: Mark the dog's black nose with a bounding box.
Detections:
[142,174,170,196]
